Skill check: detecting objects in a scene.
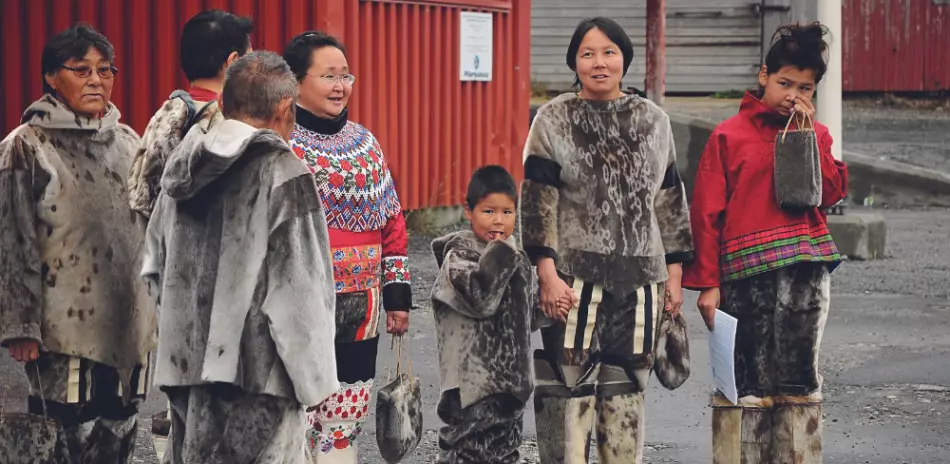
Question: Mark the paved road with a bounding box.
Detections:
[663,96,950,175]
[3,208,947,463]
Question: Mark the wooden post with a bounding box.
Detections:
[645,0,666,106]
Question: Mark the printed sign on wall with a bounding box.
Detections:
[460,11,493,82]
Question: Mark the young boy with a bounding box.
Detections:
[430,165,534,464]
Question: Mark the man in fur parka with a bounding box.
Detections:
[128,9,252,218]
[141,51,338,464]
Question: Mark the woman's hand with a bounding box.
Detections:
[664,264,684,315]
[386,311,409,336]
[697,287,720,331]
[7,339,40,363]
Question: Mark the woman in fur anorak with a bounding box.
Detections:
[520,17,694,464]
[683,23,848,463]
[0,23,154,463]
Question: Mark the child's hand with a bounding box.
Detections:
[697,287,720,331]
[792,95,815,129]
[539,276,576,323]
[551,293,573,320]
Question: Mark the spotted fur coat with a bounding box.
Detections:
[521,93,694,294]
[142,119,339,408]
[128,95,224,217]
[431,230,535,408]
[0,94,156,378]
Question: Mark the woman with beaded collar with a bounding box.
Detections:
[283,31,412,464]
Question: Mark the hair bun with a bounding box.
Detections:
[774,22,829,55]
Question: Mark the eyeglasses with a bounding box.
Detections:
[60,65,118,80]
[308,73,356,85]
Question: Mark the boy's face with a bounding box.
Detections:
[465,193,517,242]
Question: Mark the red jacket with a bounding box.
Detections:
[682,93,848,289]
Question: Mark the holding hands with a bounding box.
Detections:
[537,258,578,322]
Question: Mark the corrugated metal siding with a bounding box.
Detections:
[531,0,763,93]
[843,0,950,92]
[0,0,531,210]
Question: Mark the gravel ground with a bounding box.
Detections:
[3,207,948,463]
[664,96,950,174]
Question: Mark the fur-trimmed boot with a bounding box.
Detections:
[712,395,773,464]
[771,395,822,464]
[594,392,645,464]
[534,393,596,464]
[534,353,598,464]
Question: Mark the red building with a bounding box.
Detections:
[0,0,531,210]
[843,0,950,92]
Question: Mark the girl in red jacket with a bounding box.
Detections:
[683,22,848,463]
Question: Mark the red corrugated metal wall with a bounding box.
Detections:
[0,0,531,210]
[843,0,950,92]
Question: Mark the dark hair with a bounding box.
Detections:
[764,22,830,83]
[566,17,634,88]
[283,31,347,82]
[180,10,253,82]
[41,22,115,94]
[466,165,517,210]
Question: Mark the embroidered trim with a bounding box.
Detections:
[721,223,840,281]
[332,244,382,293]
[382,256,410,286]
[355,287,381,341]
[307,380,373,454]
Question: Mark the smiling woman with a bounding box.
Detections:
[520,16,695,464]
[0,22,155,464]
[283,30,413,464]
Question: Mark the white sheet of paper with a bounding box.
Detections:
[708,309,739,404]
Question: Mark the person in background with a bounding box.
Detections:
[0,22,155,463]
[141,50,338,464]
[128,9,253,219]
[683,22,848,464]
[520,17,694,464]
[430,165,535,464]
[283,31,412,464]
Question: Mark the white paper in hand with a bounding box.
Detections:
[708,309,739,404]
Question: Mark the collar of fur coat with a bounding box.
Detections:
[161,119,289,201]
[21,94,120,132]
[547,91,647,113]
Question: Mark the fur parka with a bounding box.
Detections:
[0,95,156,382]
[431,230,535,408]
[143,119,339,408]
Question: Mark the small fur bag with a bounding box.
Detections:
[774,110,822,210]
[376,336,423,463]
[653,309,690,390]
[0,365,69,464]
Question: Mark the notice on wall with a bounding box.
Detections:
[460,11,493,82]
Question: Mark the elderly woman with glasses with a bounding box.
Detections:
[283,31,412,464]
[0,22,155,463]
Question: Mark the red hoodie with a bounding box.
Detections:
[682,93,849,290]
